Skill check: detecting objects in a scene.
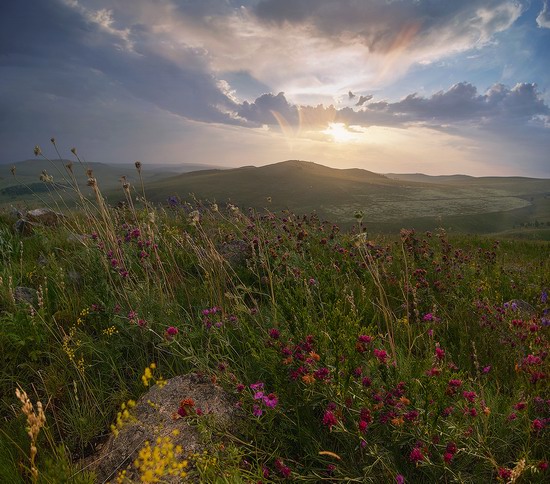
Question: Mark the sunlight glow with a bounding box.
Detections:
[322,123,365,143]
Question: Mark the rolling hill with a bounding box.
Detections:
[139,160,550,235]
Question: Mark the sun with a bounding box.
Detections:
[322,122,363,143]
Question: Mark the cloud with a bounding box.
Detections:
[253,1,525,57]
[537,0,550,28]
[355,95,373,107]
[0,0,243,126]
[236,82,549,129]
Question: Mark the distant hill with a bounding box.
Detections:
[138,160,550,234]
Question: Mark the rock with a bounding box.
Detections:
[14,286,37,305]
[14,218,38,236]
[26,208,64,226]
[88,373,237,483]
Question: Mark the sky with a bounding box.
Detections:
[1,0,550,177]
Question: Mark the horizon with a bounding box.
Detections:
[1,1,550,177]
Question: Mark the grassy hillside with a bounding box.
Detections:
[0,194,548,482]
[141,160,550,235]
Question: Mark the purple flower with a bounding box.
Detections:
[396,475,405,484]
[252,404,263,417]
[253,391,264,400]
[263,393,278,408]
[250,381,264,391]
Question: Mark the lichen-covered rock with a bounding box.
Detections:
[87,373,237,483]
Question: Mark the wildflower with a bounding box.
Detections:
[252,405,263,417]
[263,393,278,408]
[253,391,264,400]
[314,367,330,381]
[250,382,264,391]
[165,326,178,339]
[373,348,389,364]
[442,406,454,417]
[444,452,454,464]
[532,418,545,431]
[362,376,372,387]
[409,447,425,463]
[426,367,441,377]
[322,410,338,429]
[268,328,280,339]
[435,344,445,360]
[358,419,368,433]
[448,379,463,388]
[396,475,405,484]
[538,460,548,471]
[482,365,491,374]
[463,391,477,403]
[274,459,291,478]
[507,413,517,421]
[497,467,512,481]
[513,401,526,411]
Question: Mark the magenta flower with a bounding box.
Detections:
[250,381,264,391]
[435,345,445,360]
[373,348,389,364]
[322,410,338,429]
[252,404,263,417]
[462,391,477,403]
[532,418,545,431]
[396,475,405,484]
[165,326,178,338]
[268,328,280,339]
[253,391,264,400]
[409,447,424,463]
[263,393,278,408]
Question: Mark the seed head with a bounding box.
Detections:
[135,161,142,172]
[50,137,56,144]
[33,145,42,157]
[70,147,77,155]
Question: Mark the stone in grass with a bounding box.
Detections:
[14,218,38,236]
[14,286,37,305]
[87,373,237,483]
[26,208,65,226]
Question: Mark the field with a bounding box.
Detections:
[0,163,548,482]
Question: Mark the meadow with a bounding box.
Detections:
[0,153,548,483]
